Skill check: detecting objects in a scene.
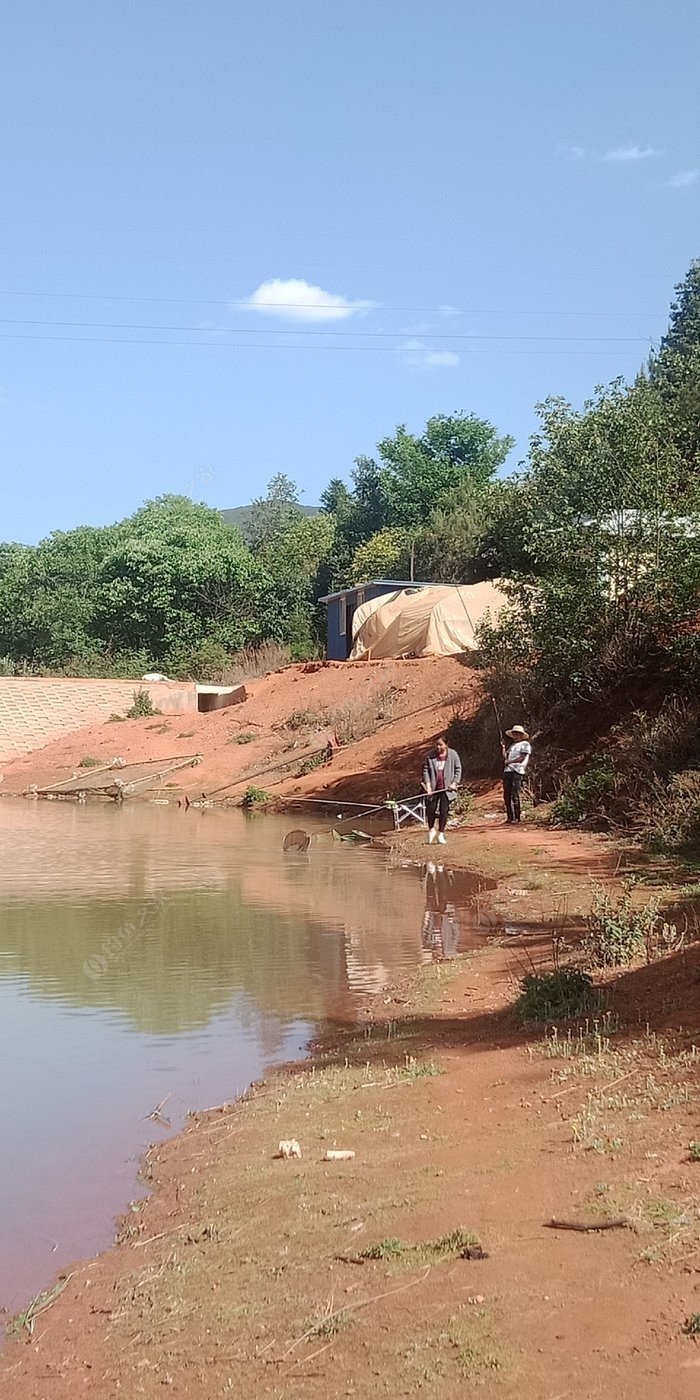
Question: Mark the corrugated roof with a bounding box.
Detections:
[319,580,434,603]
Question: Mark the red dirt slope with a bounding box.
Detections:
[0,657,476,804]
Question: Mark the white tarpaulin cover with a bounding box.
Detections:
[349,581,508,660]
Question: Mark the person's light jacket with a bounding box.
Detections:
[422,748,462,801]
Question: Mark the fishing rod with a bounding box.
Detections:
[491,695,506,752]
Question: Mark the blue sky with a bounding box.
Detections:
[1,0,698,544]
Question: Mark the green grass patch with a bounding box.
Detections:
[358,1237,407,1260]
[78,755,101,768]
[683,1313,700,1336]
[417,1228,479,1262]
[359,1228,479,1266]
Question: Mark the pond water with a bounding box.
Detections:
[0,801,494,1314]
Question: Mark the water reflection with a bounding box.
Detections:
[0,803,497,1313]
[421,863,461,959]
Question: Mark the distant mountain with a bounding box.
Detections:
[221,503,321,536]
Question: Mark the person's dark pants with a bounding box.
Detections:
[426,791,450,832]
[503,771,523,823]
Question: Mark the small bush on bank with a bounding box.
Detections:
[584,885,663,967]
[551,756,618,827]
[641,770,700,854]
[125,688,160,719]
[450,790,474,820]
[242,785,272,808]
[516,968,596,1022]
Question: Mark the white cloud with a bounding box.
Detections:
[558,143,663,165]
[668,168,698,188]
[602,145,662,162]
[557,143,588,161]
[238,278,374,322]
[399,339,460,370]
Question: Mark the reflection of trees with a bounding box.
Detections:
[0,807,496,1038]
[0,889,337,1034]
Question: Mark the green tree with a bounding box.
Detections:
[255,511,337,654]
[0,526,119,669]
[649,259,700,470]
[376,412,513,528]
[94,496,264,667]
[349,526,415,585]
[246,473,304,551]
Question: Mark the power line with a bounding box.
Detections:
[0,330,645,356]
[0,316,653,344]
[0,288,657,318]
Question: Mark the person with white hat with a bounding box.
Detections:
[502,725,531,824]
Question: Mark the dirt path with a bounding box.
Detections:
[3,897,698,1398]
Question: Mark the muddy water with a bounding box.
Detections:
[0,801,493,1313]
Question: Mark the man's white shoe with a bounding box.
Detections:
[427,828,436,844]
[437,832,447,845]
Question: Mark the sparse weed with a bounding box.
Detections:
[388,1055,441,1083]
[228,731,256,745]
[682,1313,700,1336]
[689,1141,700,1162]
[645,1199,693,1234]
[297,750,327,776]
[78,755,101,768]
[285,707,324,731]
[541,1014,616,1059]
[305,1303,353,1339]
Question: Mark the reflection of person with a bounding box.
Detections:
[422,735,462,845]
[421,863,460,959]
[502,725,531,825]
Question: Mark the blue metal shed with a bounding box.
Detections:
[318,580,430,660]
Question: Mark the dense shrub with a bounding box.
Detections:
[551,757,618,827]
[516,968,596,1022]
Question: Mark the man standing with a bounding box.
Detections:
[502,725,531,825]
[422,734,462,844]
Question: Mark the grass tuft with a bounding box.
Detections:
[358,1238,406,1260]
